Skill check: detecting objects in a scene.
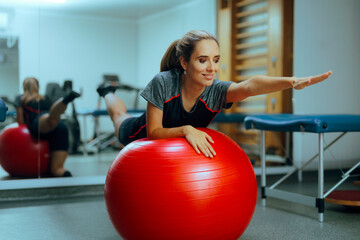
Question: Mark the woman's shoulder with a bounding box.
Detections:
[14,94,24,107]
[154,69,179,82]
[212,78,232,85]
[15,94,23,100]
[206,78,231,91]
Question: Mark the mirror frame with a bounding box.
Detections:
[0,176,106,190]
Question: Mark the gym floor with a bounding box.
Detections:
[0,170,359,240]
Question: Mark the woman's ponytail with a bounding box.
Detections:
[160,39,181,72]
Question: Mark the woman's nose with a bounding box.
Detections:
[207,62,215,72]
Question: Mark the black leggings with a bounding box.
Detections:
[118,113,147,146]
[29,115,69,152]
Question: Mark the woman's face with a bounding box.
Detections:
[182,39,220,88]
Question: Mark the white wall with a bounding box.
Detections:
[0,66,18,100]
[2,0,217,140]
[293,0,360,169]
[0,18,19,101]
[136,0,217,109]
[0,39,18,100]
[13,9,138,109]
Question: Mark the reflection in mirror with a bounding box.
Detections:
[0,36,21,179]
[0,0,217,189]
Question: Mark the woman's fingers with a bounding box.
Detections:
[186,133,216,158]
[200,133,216,158]
[205,134,215,143]
[205,135,216,156]
[192,142,210,157]
[294,71,332,90]
[309,71,332,85]
[190,141,201,155]
[293,78,310,89]
[198,143,212,158]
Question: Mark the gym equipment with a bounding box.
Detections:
[0,123,49,177]
[0,98,7,122]
[245,114,360,222]
[105,128,257,240]
[0,97,19,131]
[102,74,141,108]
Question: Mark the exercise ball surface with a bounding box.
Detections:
[0,123,49,177]
[105,128,257,240]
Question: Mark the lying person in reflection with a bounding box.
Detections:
[14,77,80,177]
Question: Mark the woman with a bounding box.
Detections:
[15,77,80,177]
[97,30,331,158]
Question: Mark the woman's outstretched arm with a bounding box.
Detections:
[226,71,332,103]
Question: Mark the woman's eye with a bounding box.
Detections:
[199,58,206,63]
[214,58,220,63]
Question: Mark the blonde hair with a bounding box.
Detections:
[22,77,44,103]
[160,30,219,72]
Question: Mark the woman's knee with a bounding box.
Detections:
[53,121,69,139]
[47,121,69,151]
[114,114,131,139]
[48,117,60,129]
[39,114,60,132]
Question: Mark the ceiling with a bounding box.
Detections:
[0,0,197,19]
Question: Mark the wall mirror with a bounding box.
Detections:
[0,0,217,190]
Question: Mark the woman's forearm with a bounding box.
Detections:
[148,125,216,158]
[148,125,191,140]
[246,75,295,96]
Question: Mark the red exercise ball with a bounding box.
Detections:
[0,123,50,177]
[105,128,257,240]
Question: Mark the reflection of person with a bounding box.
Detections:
[97,30,332,158]
[14,77,80,177]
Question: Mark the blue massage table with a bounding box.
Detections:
[244,114,360,222]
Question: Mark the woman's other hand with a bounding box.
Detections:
[184,126,216,158]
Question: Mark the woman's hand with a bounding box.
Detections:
[293,71,332,90]
[183,126,216,158]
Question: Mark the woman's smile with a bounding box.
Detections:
[202,73,215,81]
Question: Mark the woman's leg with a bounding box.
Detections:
[39,91,80,133]
[50,150,69,177]
[97,85,131,140]
[45,121,71,177]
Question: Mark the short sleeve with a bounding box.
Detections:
[207,80,233,111]
[140,74,166,111]
[14,95,23,107]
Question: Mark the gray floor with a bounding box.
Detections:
[0,172,359,240]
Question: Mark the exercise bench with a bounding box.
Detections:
[244,114,360,222]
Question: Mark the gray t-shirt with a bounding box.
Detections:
[141,69,233,128]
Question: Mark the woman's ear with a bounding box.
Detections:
[179,56,187,72]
